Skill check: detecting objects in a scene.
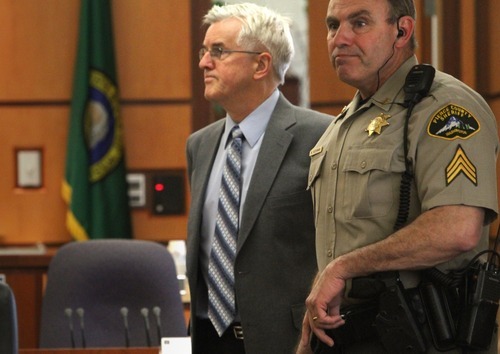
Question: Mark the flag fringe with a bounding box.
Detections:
[62,179,89,241]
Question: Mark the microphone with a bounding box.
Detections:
[375,42,396,92]
[120,307,130,348]
[141,308,152,347]
[64,308,76,349]
[374,20,403,92]
[153,306,162,345]
[76,308,86,348]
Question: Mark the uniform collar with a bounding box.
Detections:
[336,55,419,121]
[369,55,419,112]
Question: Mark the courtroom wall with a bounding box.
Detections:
[0,1,192,244]
[0,0,499,245]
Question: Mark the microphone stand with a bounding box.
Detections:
[76,308,86,348]
[153,306,162,346]
[64,308,76,349]
[120,307,130,348]
[141,308,152,347]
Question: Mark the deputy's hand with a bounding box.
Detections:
[297,311,314,353]
[303,265,347,346]
[295,324,314,354]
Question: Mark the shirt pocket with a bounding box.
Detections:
[342,147,404,219]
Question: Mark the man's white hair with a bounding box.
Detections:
[204,2,294,84]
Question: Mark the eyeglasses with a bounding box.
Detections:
[199,46,263,61]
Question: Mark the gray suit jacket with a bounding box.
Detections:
[186,94,331,353]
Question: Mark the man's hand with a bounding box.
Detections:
[295,322,314,354]
[301,264,347,348]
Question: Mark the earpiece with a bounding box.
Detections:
[397,29,404,38]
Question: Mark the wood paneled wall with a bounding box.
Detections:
[0,0,192,245]
[475,0,500,234]
[0,0,498,245]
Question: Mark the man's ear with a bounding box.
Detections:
[254,52,272,80]
[395,15,414,47]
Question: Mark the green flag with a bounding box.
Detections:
[62,0,132,240]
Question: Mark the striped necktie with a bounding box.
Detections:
[208,125,243,336]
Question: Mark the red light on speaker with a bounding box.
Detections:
[151,173,185,215]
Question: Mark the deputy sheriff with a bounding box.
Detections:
[297,0,499,353]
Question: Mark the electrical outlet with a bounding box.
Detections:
[126,173,146,207]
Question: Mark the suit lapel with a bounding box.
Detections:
[189,121,225,237]
[237,95,296,249]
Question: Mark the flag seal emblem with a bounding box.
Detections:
[85,69,123,182]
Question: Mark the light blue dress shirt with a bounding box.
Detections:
[198,89,279,317]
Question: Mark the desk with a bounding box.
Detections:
[0,249,55,348]
[20,349,159,354]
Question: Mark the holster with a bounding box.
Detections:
[375,276,426,353]
[419,281,457,351]
[328,267,498,353]
[337,272,427,353]
[330,300,379,346]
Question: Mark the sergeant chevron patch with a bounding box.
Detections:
[446,145,477,186]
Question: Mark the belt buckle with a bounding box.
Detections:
[233,325,244,340]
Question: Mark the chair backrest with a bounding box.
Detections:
[39,239,187,348]
[0,282,18,354]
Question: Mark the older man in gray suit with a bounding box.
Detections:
[186,3,331,354]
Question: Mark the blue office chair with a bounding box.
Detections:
[0,282,18,354]
[39,239,187,348]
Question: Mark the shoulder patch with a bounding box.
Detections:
[445,145,477,186]
[427,104,480,140]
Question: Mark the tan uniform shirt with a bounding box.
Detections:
[309,56,498,274]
